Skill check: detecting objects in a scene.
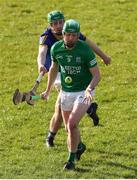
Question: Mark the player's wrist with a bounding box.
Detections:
[87,86,94,92]
[38,63,44,68]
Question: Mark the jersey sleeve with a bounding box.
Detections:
[79,33,86,41]
[86,46,97,68]
[39,33,47,45]
[39,29,51,46]
[50,44,58,63]
[39,35,52,46]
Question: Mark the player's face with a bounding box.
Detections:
[63,32,79,48]
[51,19,64,34]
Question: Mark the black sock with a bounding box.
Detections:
[22,94,26,101]
[77,142,85,150]
[87,103,93,115]
[47,131,56,139]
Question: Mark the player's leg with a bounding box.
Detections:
[61,91,89,170]
[46,93,63,147]
[62,110,76,170]
[70,100,88,162]
[63,102,89,170]
[60,91,77,170]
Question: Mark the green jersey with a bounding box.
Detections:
[51,39,97,92]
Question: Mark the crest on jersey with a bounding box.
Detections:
[76,57,81,63]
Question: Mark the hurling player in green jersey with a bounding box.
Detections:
[41,19,101,170]
[38,10,111,148]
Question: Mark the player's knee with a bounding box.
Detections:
[67,120,76,133]
[54,114,62,124]
[54,105,61,116]
[55,103,61,112]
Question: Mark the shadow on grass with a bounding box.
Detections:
[96,124,104,127]
[82,159,137,178]
[82,146,137,177]
[96,149,137,159]
[75,167,90,173]
[107,161,137,175]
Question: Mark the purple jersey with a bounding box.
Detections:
[39,28,86,71]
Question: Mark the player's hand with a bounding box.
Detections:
[38,65,47,75]
[103,56,111,65]
[85,87,93,103]
[41,90,49,100]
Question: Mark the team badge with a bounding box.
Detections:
[76,57,81,63]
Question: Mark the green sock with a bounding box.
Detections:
[68,152,76,162]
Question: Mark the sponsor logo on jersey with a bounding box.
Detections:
[61,65,81,74]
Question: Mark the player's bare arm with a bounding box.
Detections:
[41,61,59,99]
[85,65,101,100]
[37,45,48,75]
[86,38,111,65]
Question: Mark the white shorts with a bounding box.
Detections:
[54,72,61,91]
[60,90,94,111]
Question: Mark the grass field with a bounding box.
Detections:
[0,0,137,178]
